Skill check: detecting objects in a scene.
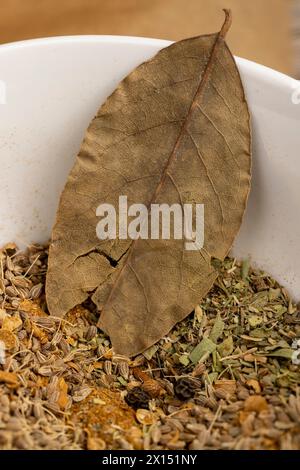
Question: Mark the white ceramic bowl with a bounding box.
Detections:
[0,36,299,300]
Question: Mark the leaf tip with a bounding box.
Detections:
[219,9,232,39]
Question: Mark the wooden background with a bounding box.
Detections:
[292,0,300,76]
[0,0,293,76]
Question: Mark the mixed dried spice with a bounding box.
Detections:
[0,242,299,450]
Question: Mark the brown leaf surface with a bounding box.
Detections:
[46,10,251,356]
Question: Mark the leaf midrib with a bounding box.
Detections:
[99,14,230,318]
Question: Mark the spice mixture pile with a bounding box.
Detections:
[0,243,299,450]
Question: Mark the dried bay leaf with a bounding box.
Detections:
[46,10,251,357]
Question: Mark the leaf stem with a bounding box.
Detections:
[219,9,232,40]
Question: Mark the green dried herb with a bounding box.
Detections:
[209,313,224,343]
[217,336,234,357]
[190,337,216,364]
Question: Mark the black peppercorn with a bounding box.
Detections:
[125,387,151,409]
[174,377,197,401]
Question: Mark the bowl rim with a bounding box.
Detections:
[0,34,298,90]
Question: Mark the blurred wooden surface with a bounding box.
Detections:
[292,0,300,77]
[0,0,293,75]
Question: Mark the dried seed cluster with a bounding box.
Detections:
[0,244,299,450]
